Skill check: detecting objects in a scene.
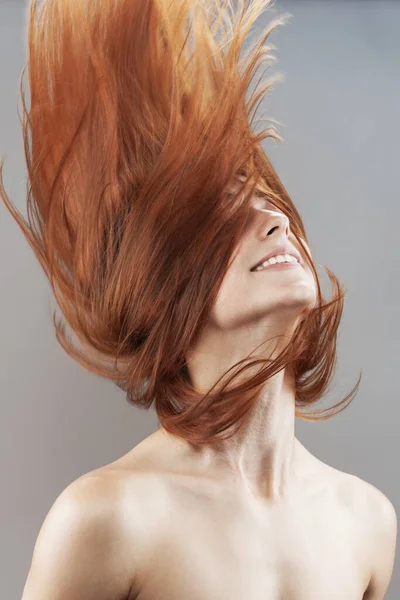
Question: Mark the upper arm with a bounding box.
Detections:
[363,488,398,600]
[21,474,134,600]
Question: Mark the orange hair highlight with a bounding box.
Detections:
[0,0,361,445]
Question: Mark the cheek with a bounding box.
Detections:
[209,267,250,328]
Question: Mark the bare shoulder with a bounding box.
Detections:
[35,467,130,544]
[326,467,397,599]
[334,470,397,534]
[350,475,397,598]
[350,474,397,524]
[350,474,397,555]
[324,464,397,535]
[22,469,137,600]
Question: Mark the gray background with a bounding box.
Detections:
[1,0,399,597]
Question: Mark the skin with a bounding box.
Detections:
[21,195,397,600]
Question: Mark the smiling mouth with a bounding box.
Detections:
[252,262,301,273]
[250,256,301,272]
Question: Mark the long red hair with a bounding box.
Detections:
[0,0,361,445]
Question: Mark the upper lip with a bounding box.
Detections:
[250,244,302,271]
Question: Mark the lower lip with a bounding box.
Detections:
[251,262,302,272]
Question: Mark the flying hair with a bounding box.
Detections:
[0,0,361,446]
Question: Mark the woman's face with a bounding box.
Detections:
[209,194,317,333]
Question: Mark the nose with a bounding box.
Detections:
[253,198,291,240]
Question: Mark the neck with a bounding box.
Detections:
[159,367,315,504]
[157,319,317,503]
[192,368,301,501]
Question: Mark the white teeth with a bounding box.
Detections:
[254,254,298,271]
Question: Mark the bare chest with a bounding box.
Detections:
[128,476,370,600]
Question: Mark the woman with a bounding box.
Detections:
[1,0,396,598]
